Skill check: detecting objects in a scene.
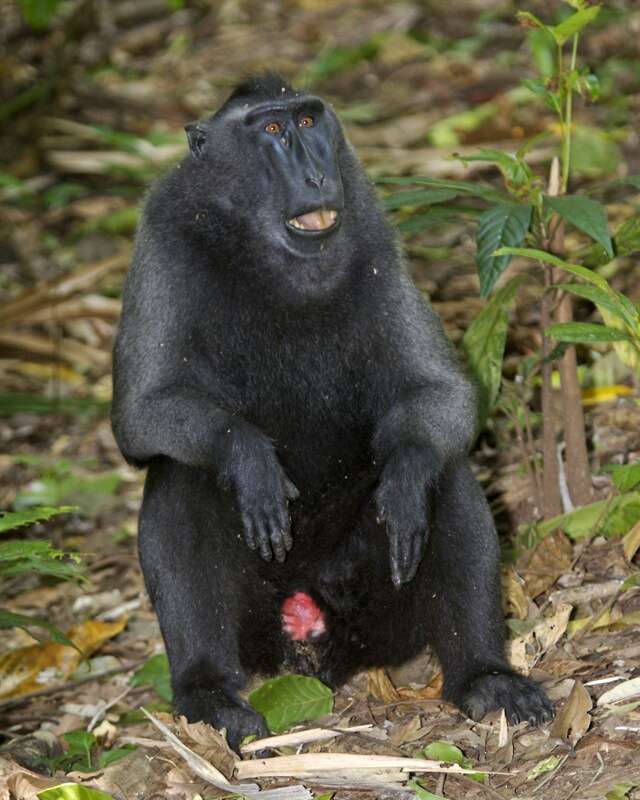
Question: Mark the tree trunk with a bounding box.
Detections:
[547,158,593,507]
[541,267,563,518]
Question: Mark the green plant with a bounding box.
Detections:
[382,1,640,519]
[11,456,121,513]
[0,507,84,646]
[495,247,640,359]
[18,0,65,29]
[43,729,134,773]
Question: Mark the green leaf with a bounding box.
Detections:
[18,0,65,29]
[0,506,75,534]
[14,472,121,513]
[475,204,532,297]
[462,276,526,430]
[615,215,640,257]
[493,247,612,290]
[422,741,466,765]
[0,538,83,582]
[408,780,447,800]
[302,39,381,84]
[621,574,640,592]
[375,175,508,203]
[544,195,613,258]
[397,207,466,235]
[421,741,485,782]
[130,654,173,702]
[63,730,95,771]
[606,463,640,493]
[602,499,640,538]
[38,787,117,800]
[98,745,136,769]
[549,6,601,45]
[553,283,629,325]
[0,609,79,649]
[527,755,563,781]
[516,11,554,38]
[0,393,108,417]
[605,784,636,800]
[546,322,632,344]
[527,29,555,78]
[455,149,532,188]
[249,675,333,732]
[383,188,459,210]
[524,492,640,544]
[521,79,562,114]
[571,126,621,179]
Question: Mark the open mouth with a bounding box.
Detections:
[286,208,339,236]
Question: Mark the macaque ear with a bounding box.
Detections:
[185,122,207,158]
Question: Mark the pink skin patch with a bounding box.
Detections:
[281,591,326,642]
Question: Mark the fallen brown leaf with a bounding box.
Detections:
[0,618,127,700]
[519,530,573,598]
[550,679,592,745]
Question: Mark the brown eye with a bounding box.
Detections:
[265,122,281,135]
[298,115,314,128]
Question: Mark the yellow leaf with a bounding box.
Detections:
[599,308,640,375]
[502,567,530,620]
[623,521,640,562]
[0,618,127,699]
[567,609,612,636]
[581,384,634,406]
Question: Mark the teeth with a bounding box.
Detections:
[288,209,338,231]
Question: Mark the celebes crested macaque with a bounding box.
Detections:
[112,74,553,750]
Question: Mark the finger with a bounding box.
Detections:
[241,512,258,550]
[270,531,287,563]
[267,515,287,563]
[255,518,273,562]
[282,523,293,551]
[374,490,386,524]
[389,529,402,588]
[407,531,422,581]
[275,499,290,533]
[284,478,300,500]
[274,501,293,551]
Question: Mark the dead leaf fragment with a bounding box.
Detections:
[519,530,573,598]
[597,676,640,706]
[550,680,592,745]
[622,521,640,562]
[368,666,442,702]
[175,715,236,778]
[507,603,572,673]
[502,567,530,620]
[367,668,399,702]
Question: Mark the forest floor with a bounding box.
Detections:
[1,1,640,798]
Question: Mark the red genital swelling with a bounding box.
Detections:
[281,591,326,641]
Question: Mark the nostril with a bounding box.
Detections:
[306,174,325,188]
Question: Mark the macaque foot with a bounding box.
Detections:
[175,688,269,752]
[459,670,554,726]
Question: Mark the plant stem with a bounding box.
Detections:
[561,34,579,193]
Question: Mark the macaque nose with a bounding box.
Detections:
[306,174,325,188]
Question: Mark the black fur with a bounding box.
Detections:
[112,75,553,749]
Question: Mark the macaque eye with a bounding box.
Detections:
[298,115,314,128]
[265,121,282,135]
